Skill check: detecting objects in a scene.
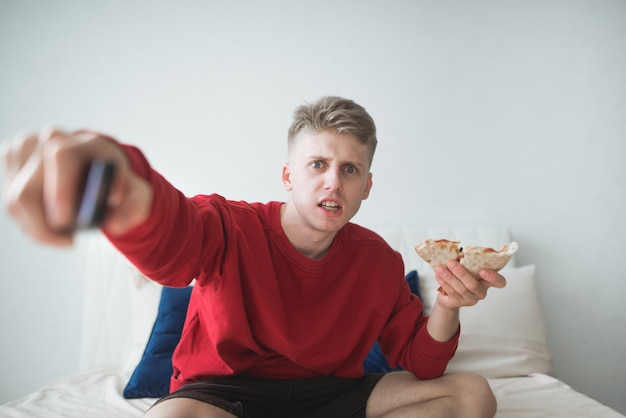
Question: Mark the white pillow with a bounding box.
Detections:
[123,269,162,373]
[420,264,553,378]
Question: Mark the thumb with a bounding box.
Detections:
[101,171,153,236]
[479,269,507,289]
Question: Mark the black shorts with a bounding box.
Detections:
[151,373,386,418]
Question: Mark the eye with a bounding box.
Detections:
[345,166,357,174]
[311,161,323,169]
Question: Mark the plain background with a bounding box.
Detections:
[1,0,625,414]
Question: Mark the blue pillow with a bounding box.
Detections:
[363,270,421,374]
[404,269,421,300]
[123,286,193,399]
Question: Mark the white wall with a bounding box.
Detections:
[1,0,625,413]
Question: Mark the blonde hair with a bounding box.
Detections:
[287,96,378,167]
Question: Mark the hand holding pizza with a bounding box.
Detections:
[414,239,515,341]
[415,239,516,310]
[433,259,507,310]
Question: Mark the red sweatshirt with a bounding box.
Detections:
[107,144,459,392]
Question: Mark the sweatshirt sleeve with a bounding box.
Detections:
[379,285,460,380]
[402,317,460,379]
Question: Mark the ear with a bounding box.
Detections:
[282,163,293,191]
[362,172,373,200]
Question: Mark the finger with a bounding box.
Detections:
[479,269,507,289]
[436,262,488,305]
[40,129,88,230]
[5,143,73,246]
[435,264,470,303]
[101,170,153,236]
[2,132,40,168]
[2,132,40,194]
[448,261,489,296]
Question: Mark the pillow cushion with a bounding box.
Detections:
[404,269,421,300]
[419,264,553,378]
[363,270,421,373]
[123,286,193,399]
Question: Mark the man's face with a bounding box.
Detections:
[282,130,373,234]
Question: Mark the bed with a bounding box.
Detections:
[1,227,623,418]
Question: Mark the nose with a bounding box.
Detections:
[323,168,342,191]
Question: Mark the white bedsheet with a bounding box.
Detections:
[489,373,625,418]
[1,369,623,418]
[0,368,154,418]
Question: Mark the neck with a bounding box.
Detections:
[280,203,337,260]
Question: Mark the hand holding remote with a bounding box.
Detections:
[2,129,152,246]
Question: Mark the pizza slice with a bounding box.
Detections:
[414,239,518,295]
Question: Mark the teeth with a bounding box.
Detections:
[320,201,339,211]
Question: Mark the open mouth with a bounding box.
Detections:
[319,201,341,212]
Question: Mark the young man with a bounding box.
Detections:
[2,96,503,417]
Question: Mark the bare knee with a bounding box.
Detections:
[448,372,497,418]
[366,370,496,418]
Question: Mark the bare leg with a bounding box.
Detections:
[366,371,497,418]
[143,398,237,418]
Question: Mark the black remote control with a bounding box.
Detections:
[74,160,116,229]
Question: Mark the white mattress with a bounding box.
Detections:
[1,368,623,418]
